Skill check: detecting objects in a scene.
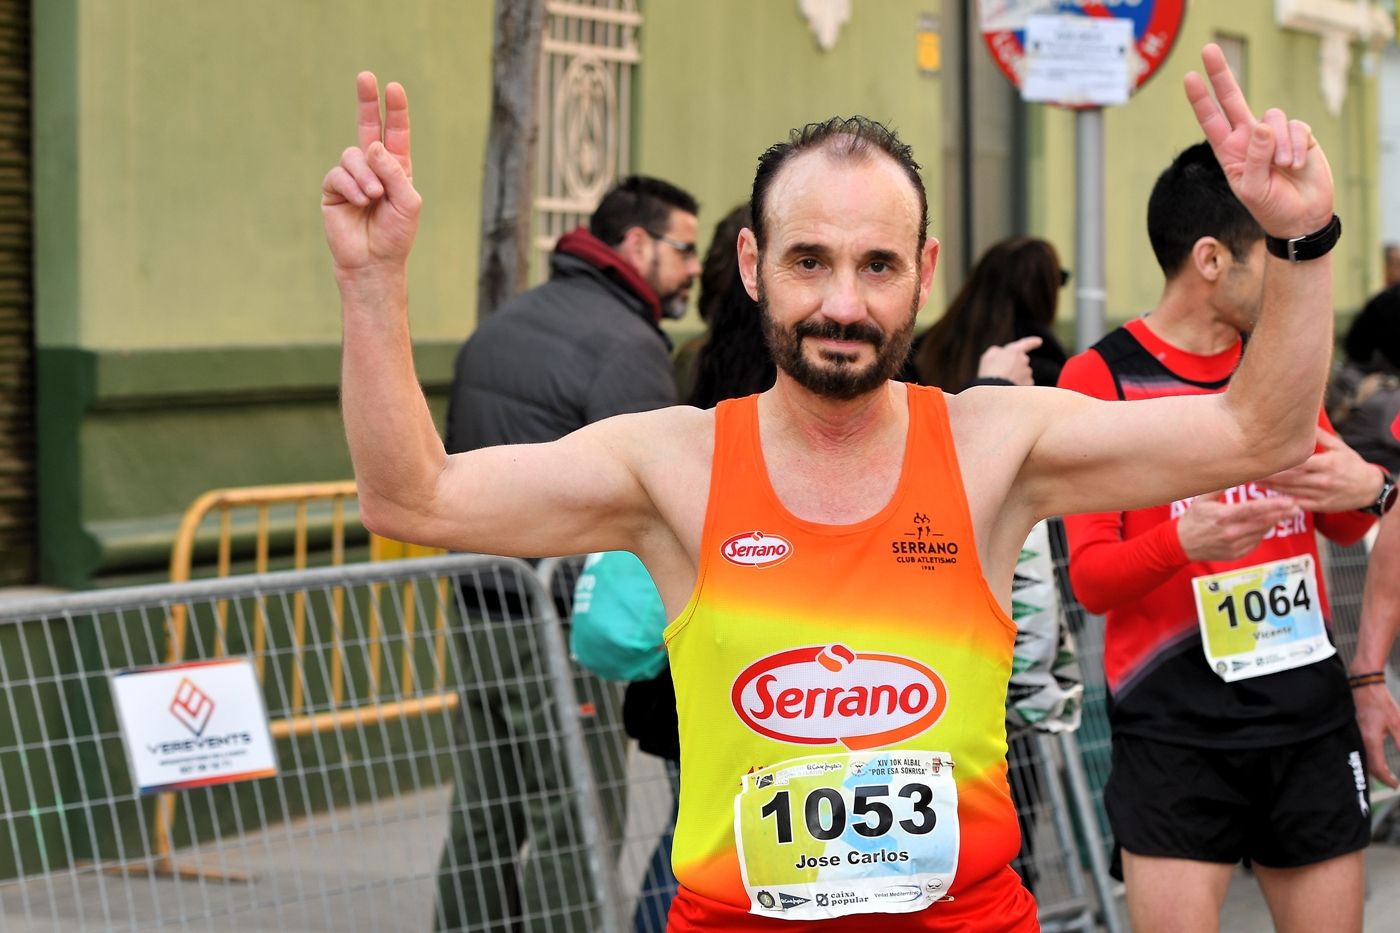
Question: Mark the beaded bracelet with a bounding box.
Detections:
[1348,671,1387,688]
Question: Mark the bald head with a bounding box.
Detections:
[749,117,928,256]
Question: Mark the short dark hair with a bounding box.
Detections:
[589,175,699,247]
[749,116,928,253]
[1147,142,1262,278]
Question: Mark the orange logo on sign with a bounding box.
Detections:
[169,677,216,737]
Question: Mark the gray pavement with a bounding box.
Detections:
[2,756,1397,930]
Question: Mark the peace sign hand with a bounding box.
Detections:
[321,73,421,279]
[1185,43,1334,240]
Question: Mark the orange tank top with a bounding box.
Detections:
[664,386,1037,931]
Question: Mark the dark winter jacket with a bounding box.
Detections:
[445,228,677,453]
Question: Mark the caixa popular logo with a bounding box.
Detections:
[731,644,947,749]
[721,530,792,568]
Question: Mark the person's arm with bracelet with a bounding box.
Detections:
[1352,509,1400,787]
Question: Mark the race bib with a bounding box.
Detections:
[734,750,957,920]
[1191,554,1334,682]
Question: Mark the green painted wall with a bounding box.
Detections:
[31,2,1386,587]
[1027,3,1382,329]
[49,0,493,350]
[636,1,949,323]
[34,1,493,586]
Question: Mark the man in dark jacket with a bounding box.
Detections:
[435,175,699,933]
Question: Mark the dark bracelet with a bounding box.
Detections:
[1348,671,1386,688]
[1264,213,1342,262]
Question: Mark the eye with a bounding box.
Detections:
[797,257,821,271]
[868,260,889,274]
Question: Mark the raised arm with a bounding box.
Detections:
[1019,45,1335,519]
[324,75,668,558]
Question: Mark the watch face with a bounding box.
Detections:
[1384,481,1398,515]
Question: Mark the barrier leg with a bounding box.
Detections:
[1057,731,1124,933]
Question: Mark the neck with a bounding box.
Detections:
[762,375,904,454]
[1145,282,1243,355]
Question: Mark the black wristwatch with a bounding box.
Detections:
[1364,468,1398,517]
[1263,214,1342,262]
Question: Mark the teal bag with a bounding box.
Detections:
[569,550,668,682]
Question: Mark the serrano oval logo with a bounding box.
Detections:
[721,531,792,568]
[730,644,947,750]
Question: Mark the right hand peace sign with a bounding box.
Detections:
[321,72,421,277]
[1184,43,1334,240]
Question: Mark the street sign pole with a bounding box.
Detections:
[1075,107,1105,351]
[981,1,1184,352]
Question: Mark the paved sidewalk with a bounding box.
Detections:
[2,768,1396,930]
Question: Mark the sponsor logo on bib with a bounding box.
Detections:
[721,531,793,568]
[731,644,947,749]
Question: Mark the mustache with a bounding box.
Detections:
[793,318,885,348]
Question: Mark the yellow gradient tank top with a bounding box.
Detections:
[663,386,1031,929]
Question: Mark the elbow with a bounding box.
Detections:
[1066,568,1113,616]
[1254,432,1315,478]
[357,488,411,542]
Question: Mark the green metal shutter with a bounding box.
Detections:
[0,0,31,584]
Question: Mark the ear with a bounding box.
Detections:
[1191,236,1227,284]
[917,237,940,309]
[738,227,760,301]
[615,225,653,274]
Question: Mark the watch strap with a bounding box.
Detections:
[1263,214,1341,262]
[1364,468,1397,517]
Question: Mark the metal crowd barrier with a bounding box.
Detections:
[2,532,1393,931]
[157,483,449,881]
[0,555,615,932]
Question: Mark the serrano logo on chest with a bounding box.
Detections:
[731,644,947,750]
[721,531,793,568]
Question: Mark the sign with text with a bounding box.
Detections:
[979,0,1185,107]
[111,657,278,795]
[1023,15,1133,106]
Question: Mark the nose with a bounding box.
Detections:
[686,255,702,277]
[821,268,866,325]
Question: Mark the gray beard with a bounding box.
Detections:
[660,294,689,320]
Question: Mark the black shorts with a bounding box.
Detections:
[1104,721,1371,876]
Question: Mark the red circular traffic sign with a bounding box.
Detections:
[982,1,1185,101]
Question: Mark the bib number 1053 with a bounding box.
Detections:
[759,783,936,844]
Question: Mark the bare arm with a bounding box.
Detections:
[1015,46,1335,519]
[325,74,667,558]
[1354,511,1400,786]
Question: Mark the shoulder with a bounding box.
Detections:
[587,403,715,459]
[1058,345,1117,399]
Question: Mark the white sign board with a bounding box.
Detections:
[111,657,278,795]
[1022,15,1133,107]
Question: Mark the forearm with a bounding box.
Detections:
[1354,511,1400,673]
[1223,255,1333,473]
[339,272,448,537]
[1065,513,1188,614]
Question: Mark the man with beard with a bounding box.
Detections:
[436,172,700,932]
[327,45,1339,930]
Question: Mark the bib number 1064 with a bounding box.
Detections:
[1215,578,1312,629]
[758,783,936,844]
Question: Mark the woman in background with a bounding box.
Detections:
[914,235,1068,390]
